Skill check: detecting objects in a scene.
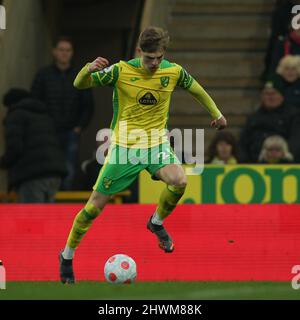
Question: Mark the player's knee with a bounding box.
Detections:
[89,191,111,212]
[168,174,187,189]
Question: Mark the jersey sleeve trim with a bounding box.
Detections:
[177,66,194,89]
[91,64,119,87]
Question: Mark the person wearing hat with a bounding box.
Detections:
[239,81,298,163]
[0,88,67,202]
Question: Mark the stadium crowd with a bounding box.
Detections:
[207,0,300,165]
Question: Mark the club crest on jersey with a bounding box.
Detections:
[103,177,113,189]
[160,76,170,87]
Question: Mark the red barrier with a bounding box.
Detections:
[0,204,300,281]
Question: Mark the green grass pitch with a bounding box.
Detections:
[1,282,300,300]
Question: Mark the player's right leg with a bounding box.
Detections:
[59,190,111,284]
[146,143,186,253]
[147,164,186,253]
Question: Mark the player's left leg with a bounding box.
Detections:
[147,163,187,253]
[59,190,111,284]
[60,144,147,283]
[65,191,111,250]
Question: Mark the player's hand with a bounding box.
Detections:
[88,57,109,73]
[211,115,227,130]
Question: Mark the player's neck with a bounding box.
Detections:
[140,60,150,74]
[141,60,159,75]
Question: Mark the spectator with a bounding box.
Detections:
[31,36,94,190]
[239,82,298,163]
[258,135,294,164]
[206,131,239,164]
[79,155,103,191]
[0,89,67,203]
[270,55,300,107]
[77,129,110,191]
[263,0,298,79]
[269,10,300,76]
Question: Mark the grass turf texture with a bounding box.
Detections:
[1,282,300,300]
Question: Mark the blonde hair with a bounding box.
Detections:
[258,135,294,162]
[276,55,300,76]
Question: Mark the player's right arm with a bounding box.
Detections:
[74,57,119,89]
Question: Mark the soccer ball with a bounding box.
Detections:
[104,254,137,284]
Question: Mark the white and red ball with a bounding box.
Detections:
[104,254,137,284]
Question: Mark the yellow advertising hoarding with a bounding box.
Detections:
[139,165,300,204]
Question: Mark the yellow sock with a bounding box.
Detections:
[157,185,186,220]
[67,203,102,249]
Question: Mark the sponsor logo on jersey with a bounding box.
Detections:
[160,76,170,88]
[137,91,159,106]
[136,90,160,106]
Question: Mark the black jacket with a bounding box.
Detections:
[283,79,300,108]
[239,104,298,163]
[268,74,300,109]
[269,33,300,75]
[0,98,67,189]
[31,64,94,132]
[263,1,295,77]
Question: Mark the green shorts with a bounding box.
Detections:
[93,142,181,195]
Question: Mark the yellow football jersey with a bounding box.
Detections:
[74,58,222,148]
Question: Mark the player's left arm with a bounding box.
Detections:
[177,67,227,130]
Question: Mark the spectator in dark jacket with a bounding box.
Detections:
[269,22,300,76]
[263,0,298,79]
[31,36,94,190]
[269,55,300,108]
[0,89,67,203]
[76,128,110,191]
[239,82,298,163]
